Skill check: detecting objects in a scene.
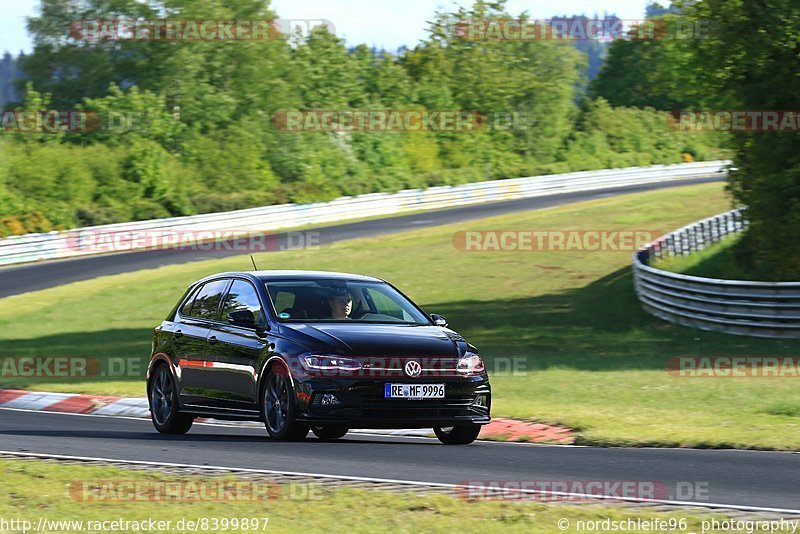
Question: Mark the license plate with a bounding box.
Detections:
[384,383,445,399]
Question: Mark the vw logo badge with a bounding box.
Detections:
[404,360,422,378]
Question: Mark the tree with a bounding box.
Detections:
[591,13,705,110]
[0,0,725,236]
[0,52,22,108]
[691,0,800,279]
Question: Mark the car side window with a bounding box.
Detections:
[179,287,198,317]
[189,279,230,321]
[221,280,264,325]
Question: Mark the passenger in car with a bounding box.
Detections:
[328,289,353,320]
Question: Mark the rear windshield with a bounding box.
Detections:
[265,280,430,325]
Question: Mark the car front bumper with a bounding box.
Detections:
[294,375,491,429]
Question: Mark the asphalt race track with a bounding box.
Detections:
[0,176,722,298]
[0,409,798,512]
[6,175,797,514]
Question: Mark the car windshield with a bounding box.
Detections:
[266,280,431,325]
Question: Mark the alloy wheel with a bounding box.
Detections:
[264,373,289,433]
[151,368,174,426]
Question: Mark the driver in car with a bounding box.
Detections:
[328,289,353,320]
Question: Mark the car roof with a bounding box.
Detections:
[255,270,384,283]
[192,270,385,287]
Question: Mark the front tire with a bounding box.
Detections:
[262,365,308,440]
[148,364,193,434]
[312,425,348,440]
[433,424,481,445]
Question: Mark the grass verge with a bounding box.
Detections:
[1,182,799,449]
[0,458,785,533]
[653,234,748,279]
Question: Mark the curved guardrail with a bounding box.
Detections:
[633,208,800,338]
[0,160,727,267]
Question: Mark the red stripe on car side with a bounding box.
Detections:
[178,359,214,368]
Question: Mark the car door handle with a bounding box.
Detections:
[174,330,183,339]
[208,336,218,345]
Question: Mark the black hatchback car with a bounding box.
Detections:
[147,270,491,444]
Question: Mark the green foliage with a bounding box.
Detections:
[0,52,21,108]
[0,0,727,235]
[592,1,800,279]
[591,14,706,110]
[690,0,800,280]
[562,98,721,170]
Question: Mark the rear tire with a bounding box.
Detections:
[148,364,193,434]
[312,425,348,440]
[262,364,308,441]
[433,424,481,445]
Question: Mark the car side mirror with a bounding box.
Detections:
[430,313,448,327]
[228,309,256,328]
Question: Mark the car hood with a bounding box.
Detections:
[284,323,462,358]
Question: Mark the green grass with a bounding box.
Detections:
[653,234,750,279]
[0,458,781,533]
[1,182,799,449]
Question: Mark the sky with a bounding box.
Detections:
[0,0,652,55]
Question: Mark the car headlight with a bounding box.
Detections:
[457,352,485,375]
[301,354,362,371]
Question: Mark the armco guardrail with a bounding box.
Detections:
[0,160,728,267]
[634,208,800,338]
